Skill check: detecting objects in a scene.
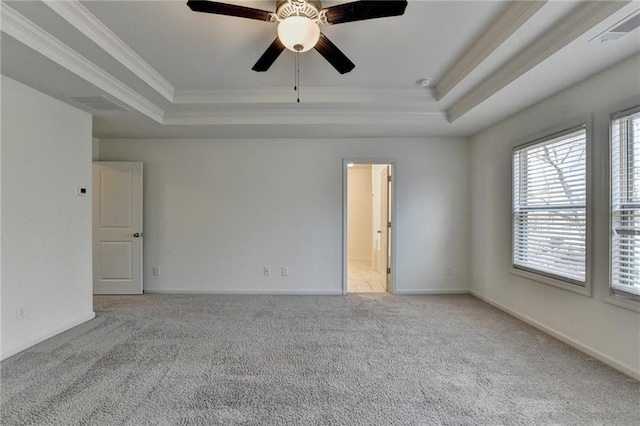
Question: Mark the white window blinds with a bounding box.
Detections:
[513,127,587,285]
[611,107,640,299]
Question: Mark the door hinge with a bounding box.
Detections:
[388,175,392,182]
[388,221,391,228]
[387,267,391,274]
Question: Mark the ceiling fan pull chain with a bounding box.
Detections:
[296,52,300,103]
[292,51,300,103]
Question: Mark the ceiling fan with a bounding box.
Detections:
[186,0,408,74]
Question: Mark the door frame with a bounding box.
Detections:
[343,158,397,295]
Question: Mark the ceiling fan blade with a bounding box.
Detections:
[314,33,355,74]
[322,0,408,25]
[252,38,286,72]
[187,0,273,22]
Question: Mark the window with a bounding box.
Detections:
[611,106,640,301]
[513,126,588,287]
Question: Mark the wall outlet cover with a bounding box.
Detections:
[16,306,27,320]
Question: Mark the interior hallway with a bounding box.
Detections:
[348,260,387,293]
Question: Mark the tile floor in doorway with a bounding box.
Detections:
[348,260,387,293]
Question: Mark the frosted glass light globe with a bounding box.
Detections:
[277,16,320,52]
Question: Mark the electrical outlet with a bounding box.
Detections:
[445,267,452,276]
[263,266,270,276]
[281,266,289,276]
[152,267,160,276]
[16,305,27,320]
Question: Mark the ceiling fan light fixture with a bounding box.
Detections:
[277,16,320,52]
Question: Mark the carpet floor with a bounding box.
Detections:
[1,294,638,425]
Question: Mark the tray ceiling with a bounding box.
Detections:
[2,0,639,139]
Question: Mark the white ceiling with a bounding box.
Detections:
[2,0,639,139]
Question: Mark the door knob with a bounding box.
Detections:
[133,233,141,238]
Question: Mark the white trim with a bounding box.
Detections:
[395,289,470,295]
[45,0,175,102]
[510,115,594,298]
[435,0,546,100]
[0,4,164,123]
[510,268,591,297]
[163,110,447,126]
[1,312,96,361]
[343,159,397,295]
[608,98,640,312]
[448,1,628,121]
[142,290,343,296]
[174,87,436,104]
[471,291,640,380]
[611,103,640,120]
[603,295,640,313]
[343,162,348,296]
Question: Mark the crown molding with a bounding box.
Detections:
[435,0,547,101]
[45,0,175,102]
[1,4,164,123]
[174,87,436,104]
[163,110,447,126]
[448,0,630,122]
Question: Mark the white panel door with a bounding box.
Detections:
[92,162,143,294]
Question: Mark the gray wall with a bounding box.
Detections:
[469,54,640,378]
[99,137,470,295]
[1,76,94,359]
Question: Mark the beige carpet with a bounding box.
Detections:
[2,294,639,425]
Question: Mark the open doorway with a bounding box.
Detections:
[343,160,395,294]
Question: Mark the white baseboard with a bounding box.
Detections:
[143,289,343,296]
[145,289,471,296]
[470,291,640,380]
[1,311,96,361]
[395,289,470,295]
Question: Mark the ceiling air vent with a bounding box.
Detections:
[69,95,129,112]
[591,10,640,43]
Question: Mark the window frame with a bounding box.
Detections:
[510,116,593,297]
[608,104,640,310]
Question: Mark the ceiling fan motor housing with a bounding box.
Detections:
[187,0,408,74]
[276,0,323,21]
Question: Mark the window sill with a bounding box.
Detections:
[604,295,640,313]
[510,268,591,297]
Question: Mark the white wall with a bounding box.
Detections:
[99,137,470,295]
[470,54,640,378]
[347,166,373,261]
[1,76,94,359]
